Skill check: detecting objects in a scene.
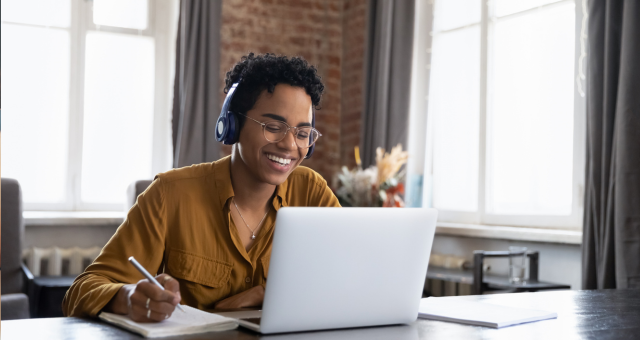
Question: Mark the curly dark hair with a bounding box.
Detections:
[223,53,325,131]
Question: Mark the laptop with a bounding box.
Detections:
[236,207,438,334]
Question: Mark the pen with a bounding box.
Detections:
[128,256,186,313]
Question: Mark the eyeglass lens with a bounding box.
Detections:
[263,121,319,148]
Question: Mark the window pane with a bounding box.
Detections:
[1,0,70,27]
[93,0,148,30]
[487,3,575,215]
[1,24,70,204]
[82,31,155,205]
[495,0,564,17]
[429,27,480,212]
[433,0,480,32]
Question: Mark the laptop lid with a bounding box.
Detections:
[259,207,437,334]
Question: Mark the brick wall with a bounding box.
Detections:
[340,0,367,171]
[219,0,367,184]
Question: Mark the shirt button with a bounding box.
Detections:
[245,277,251,283]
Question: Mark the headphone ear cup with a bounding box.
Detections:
[215,115,228,142]
[305,107,316,159]
[218,81,241,145]
[225,112,240,145]
[305,144,315,159]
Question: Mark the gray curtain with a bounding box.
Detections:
[172,0,222,168]
[361,0,415,168]
[582,0,640,289]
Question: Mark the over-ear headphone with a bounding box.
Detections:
[215,80,317,159]
[215,82,241,145]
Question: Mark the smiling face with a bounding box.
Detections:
[234,84,313,186]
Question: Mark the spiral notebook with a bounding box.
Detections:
[418,297,557,328]
[99,305,238,338]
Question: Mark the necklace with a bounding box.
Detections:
[232,198,269,240]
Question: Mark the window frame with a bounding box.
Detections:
[418,0,586,231]
[2,0,177,211]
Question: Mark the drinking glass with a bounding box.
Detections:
[509,246,527,284]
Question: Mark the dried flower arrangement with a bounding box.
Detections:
[334,144,408,207]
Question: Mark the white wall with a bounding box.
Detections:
[432,234,582,290]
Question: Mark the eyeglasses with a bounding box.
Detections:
[238,113,322,149]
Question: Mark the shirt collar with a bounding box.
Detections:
[274,178,289,211]
[213,156,235,208]
[213,155,289,210]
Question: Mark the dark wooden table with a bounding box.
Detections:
[2,290,639,339]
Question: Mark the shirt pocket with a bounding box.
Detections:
[166,249,232,288]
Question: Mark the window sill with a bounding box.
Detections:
[23,211,125,227]
[435,222,582,245]
[23,212,583,244]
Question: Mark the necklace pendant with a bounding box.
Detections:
[251,234,256,240]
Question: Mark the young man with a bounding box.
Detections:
[62,53,340,321]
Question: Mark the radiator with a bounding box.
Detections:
[425,277,474,296]
[22,247,102,277]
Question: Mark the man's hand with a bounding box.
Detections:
[105,274,181,322]
[213,285,265,310]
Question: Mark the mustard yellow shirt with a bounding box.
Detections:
[62,156,341,317]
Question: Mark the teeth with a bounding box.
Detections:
[267,154,291,165]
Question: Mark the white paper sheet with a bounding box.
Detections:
[418,297,557,328]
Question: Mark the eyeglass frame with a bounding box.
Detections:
[236,112,322,149]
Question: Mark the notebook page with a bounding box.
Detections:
[99,305,238,337]
[418,297,557,328]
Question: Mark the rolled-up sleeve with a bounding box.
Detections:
[62,177,167,317]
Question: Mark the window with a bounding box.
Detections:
[1,0,178,211]
[419,0,585,229]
